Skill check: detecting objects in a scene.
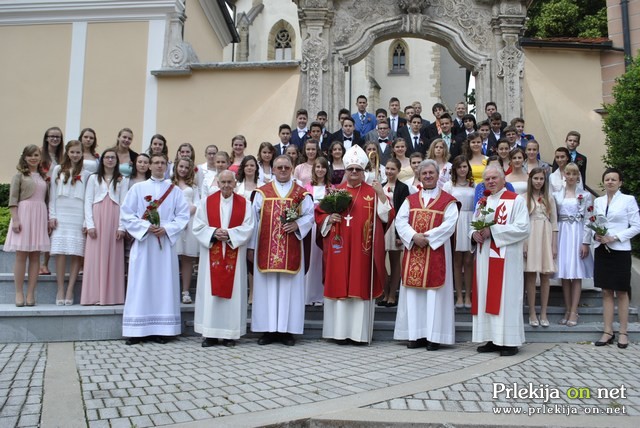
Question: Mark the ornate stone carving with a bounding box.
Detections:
[168,42,199,69]
[301,32,329,114]
[401,12,427,33]
[497,34,523,113]
[431,0,492,49]
[332,1,394,47]
[398,0,431,14]
[303,0,329,7]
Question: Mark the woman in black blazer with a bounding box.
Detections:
[379,158,411,307]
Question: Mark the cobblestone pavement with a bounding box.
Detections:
[370,342,640,417]
[74,338,491,427]
[0,343,46,428]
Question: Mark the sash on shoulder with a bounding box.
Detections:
[206,192,246,299]
[472,191,517,315]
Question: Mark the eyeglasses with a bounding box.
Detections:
[346,167,363,172]
[275,165,292,171]
[47,136,61,140]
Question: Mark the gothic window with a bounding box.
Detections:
[268,20,296,61]
[389,40,409,75]
[274,29,292,60]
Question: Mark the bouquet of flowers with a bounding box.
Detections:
[471,189,496,231]
[319,188,352,214]
[281,202,301,224]
[143,195,163,249]
[319,188,353,248]
[587,211,610,252]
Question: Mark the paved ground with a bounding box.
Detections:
[1,338,639,427]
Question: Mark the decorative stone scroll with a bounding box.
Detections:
[497,33,524,115]
[301,31,329,116]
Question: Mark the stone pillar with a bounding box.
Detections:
[163,6,198,69]
[492,2,526,120]
[297,0,334,119]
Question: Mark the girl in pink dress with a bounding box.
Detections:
[81,148,128,305]
[228,135,247,175]
[4,145,51,306]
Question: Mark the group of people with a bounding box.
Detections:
[5,97,640,353]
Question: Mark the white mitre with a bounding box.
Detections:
[343,145,368,169]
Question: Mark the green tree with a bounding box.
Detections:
[526,0,607,38]
[602,54,640,255]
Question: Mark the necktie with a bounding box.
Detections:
[413,136,418,148]
[482,143,487,155]
[391,117,395,131]
[361,114,365,123]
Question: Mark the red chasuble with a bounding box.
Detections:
[401,190,457,289]
[255,181,309,273]
[206,192,246,299]
[472,190,518,315]
[315,182,392,300]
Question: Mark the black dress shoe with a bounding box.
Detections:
[477,341,501,353]
[350,339,367,346]
[222,339,236,348]
[125,337,141,346]
[595,331,615,347]
[334,339,350,345]
[152,335,169,344]
[500,346,519,356]
[426,342,440,351]
[202,338,219,347]
[257,333,274,345]
[407,338,428,349]
[281,333,295,346]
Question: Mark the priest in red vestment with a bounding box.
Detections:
[192,171,255,348]
[394,159,458,351]
[316,145,393,345]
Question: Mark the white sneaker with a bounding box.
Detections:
[182,291,192,304]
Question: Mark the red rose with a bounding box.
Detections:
[587,206,593,212]
[194,166,198,172]
[144,195,152,202]
[74,175,82,182]
[577,194,583,200]
[590,216,596,222]
[483,189,491,196]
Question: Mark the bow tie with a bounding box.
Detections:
[379,138,388,143]
[344,137,352,141]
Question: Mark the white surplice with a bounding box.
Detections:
[121,178,190,337]
[192,193,254,339]
[468,188,529,347]
[394,188,458,344]
[249,180,314,334]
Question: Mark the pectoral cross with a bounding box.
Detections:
[344,214,353,227]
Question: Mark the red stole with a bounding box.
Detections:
[472,190,518,315]
[316,182,392,300]
[206,192,246,299]
[401,191,457,289]
[255,181,309,273]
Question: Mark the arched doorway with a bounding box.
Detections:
[296,0,526,127]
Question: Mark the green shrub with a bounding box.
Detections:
[0,183,9,207]
[602,54,640,256]
[0,207,11,245]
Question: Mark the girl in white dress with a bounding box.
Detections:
[40,126,64,275]
[147,134,171,179]
[303,157,333,306]
[403,152,425,194]
[553,163,593,327]
[203,151,230,197]
[172,157,200,304]
[442,156,476,309]
[49,141,89,305]
[80,128,99,174]
[173,143,203,188]
[523,168,558,327]
[427,138,452,189]
[506,148,528,195]
[363,141,387,184]
[257,142,275,184]
[235,155,261,304]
